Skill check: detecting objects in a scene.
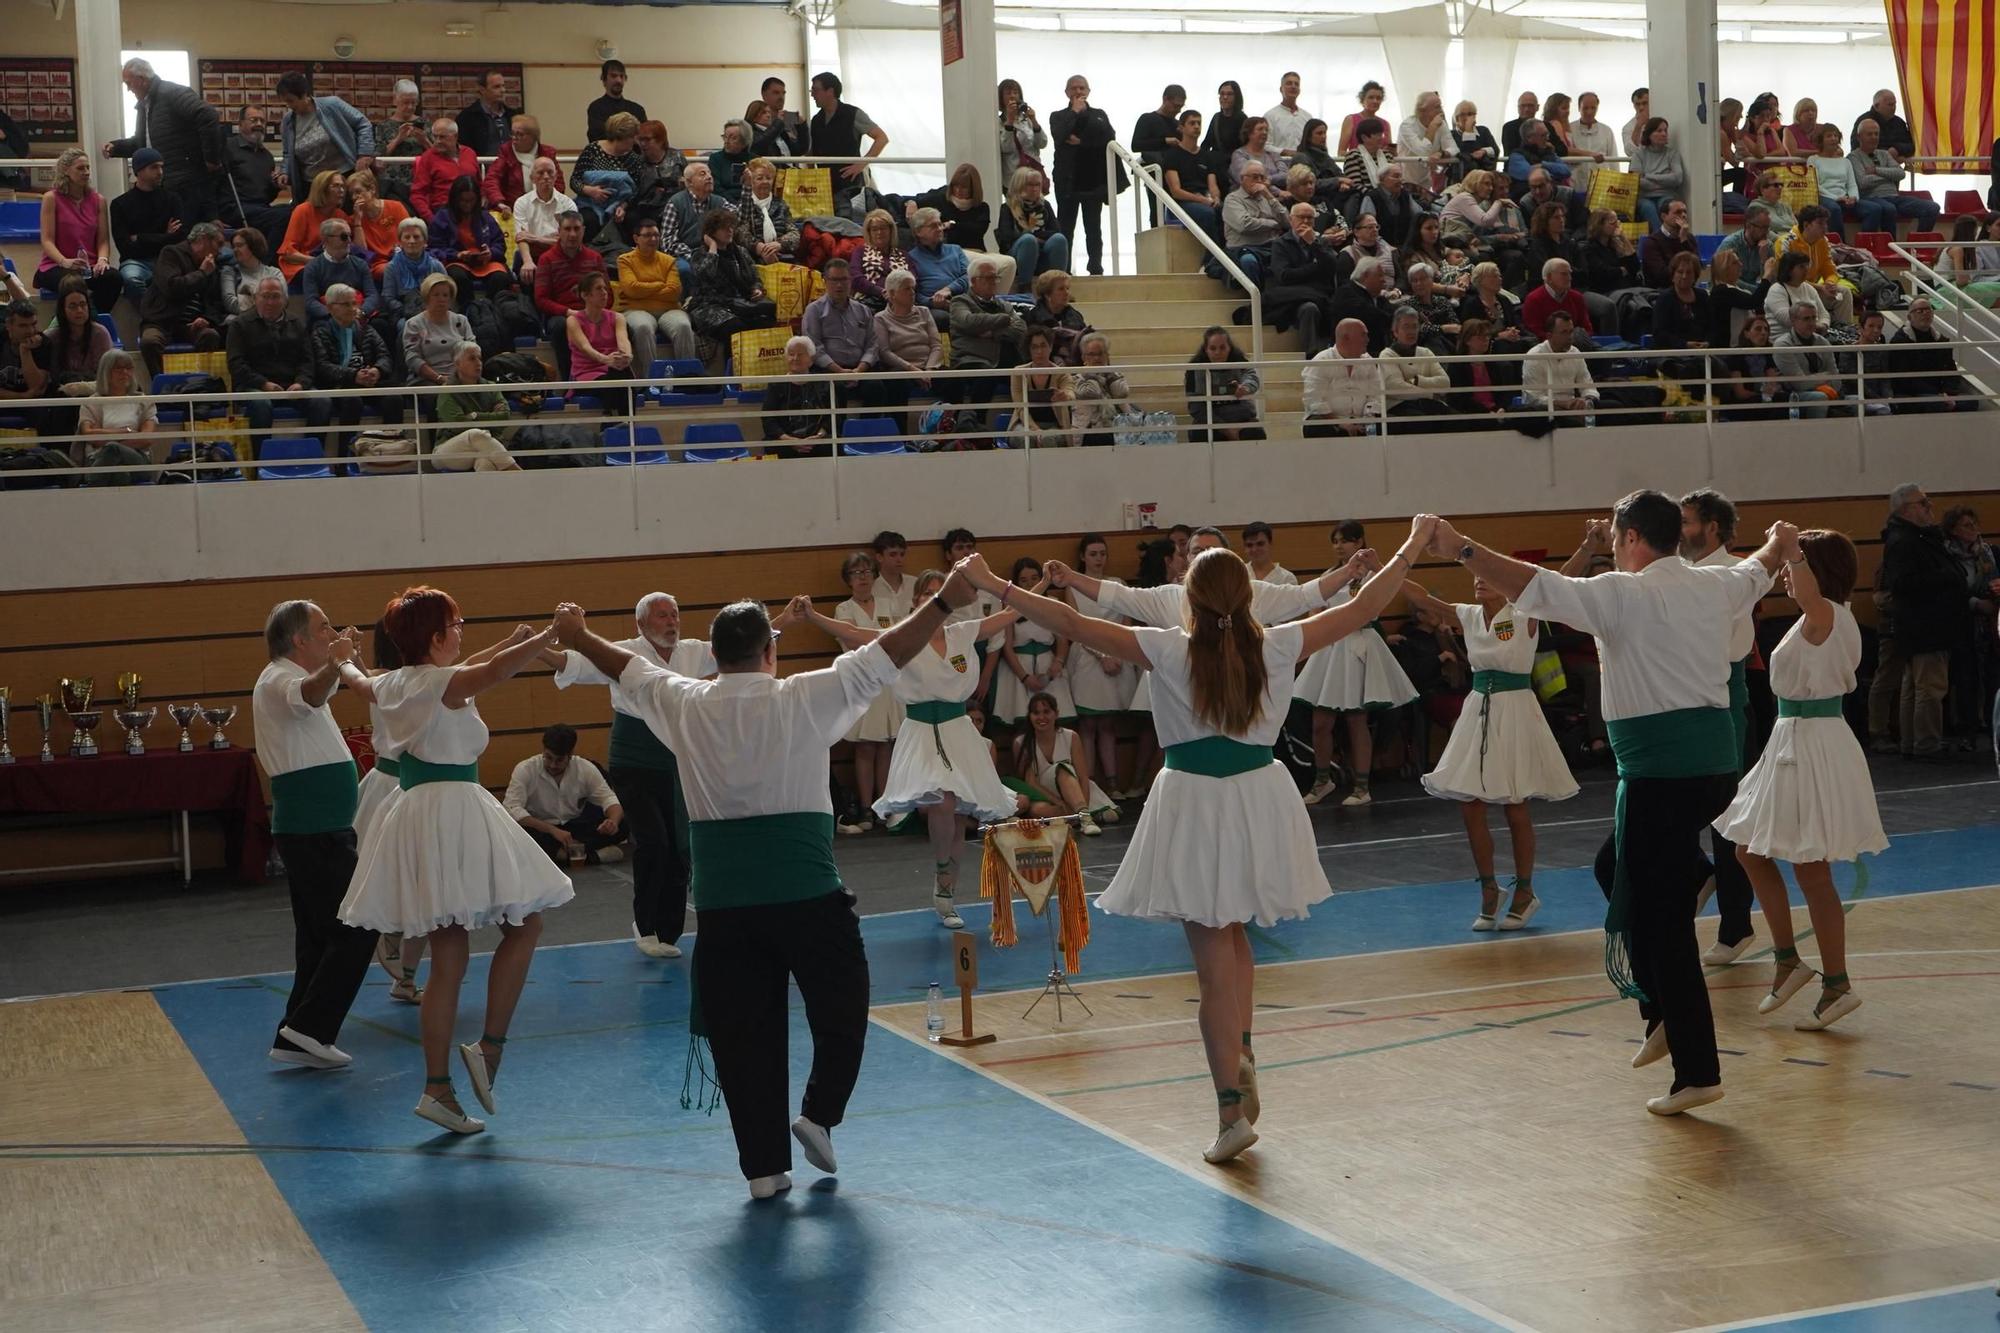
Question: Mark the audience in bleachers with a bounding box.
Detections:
[411,118,479,220]
[404,272,476,389]
[300,218,379,327]
[228,272,329,448]
[1185,326,1263,441]
[137,221,226,378]
[311,282,404,440]
[345,171,409,282]
[370,80,430,207]
[42,278,110,386]
[616,218,697,365]
[737,159,798,263]
[276,72,374,197]
[276,170,348,282]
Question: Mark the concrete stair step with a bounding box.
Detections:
[1068,273,1221,300]
[1138,226,1213,276]
[1082,298,1250,327]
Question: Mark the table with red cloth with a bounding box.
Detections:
[0,748,271,884]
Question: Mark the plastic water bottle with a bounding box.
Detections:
[926,982,945,1041]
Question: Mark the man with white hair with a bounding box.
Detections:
[663,162,736,262]
[1521,311,1598,427]
[1329,256,1393,352]
[947,256,1026,426]
[311,282,404,443]
[105,56,225,223]
[1222,161,1288,286]
[1303,317,1384,436]
[138,220,226,380]
[300,218,380,328]
[547,593,718,957]
[1522,256,1597,351]
[227,272,331,453]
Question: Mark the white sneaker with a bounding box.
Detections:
[1202,1118,1259,1164]
[269,1043,344,1071]
[1794,987,1862,1031]
[277,1026,353,1068]
[388,977,422,1005]
[1238,1054,1261,1126]
[458,1042,497,1115]
[934,894,965,930]
[657,941,683,959]
[1497,895,1541,931]
[791,1116,838,1173]
[1646,1083,1724,1116]
[1301,777,1337,805]
[595,846,624,864]
[635,932,675,958]
[1702,935,1755,966]
[1758,962,1818,1014]
[836,821,868,836]
[1631,1024,1669,1068]
[748,1172,793,1200]
[1097,805,1121,824]
[414,1094,484,1134]
[1340,788,1373,807]
[1080,815,1102,837]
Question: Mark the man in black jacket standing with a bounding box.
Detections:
[105,57,224,224]
[1130,85,1185,229]
[806,72,889,214]
[1050,75,1116,277]
[1879,483,1966,760]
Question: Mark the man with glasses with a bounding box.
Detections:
[222,104,291,237]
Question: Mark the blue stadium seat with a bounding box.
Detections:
[257,437,335,479]
[681,422,750,462]
[1696,233,1725,265]
[94,314,122,348]
[839,417,907,456]
[603,424,671,466]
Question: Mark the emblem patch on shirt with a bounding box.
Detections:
[878,617,893,627]
[950,654,968,673]
[1494,618,1515,641]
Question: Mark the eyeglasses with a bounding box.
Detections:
[447,618,466,629]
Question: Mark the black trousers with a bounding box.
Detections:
[695,890,871,1179]
[274,830,378,1047]
[1594,773,1736,1090]
[611,764,689,942]
[1055,188,1106,274]
[524,801,623,864]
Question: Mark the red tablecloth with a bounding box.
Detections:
[0,746,271,882]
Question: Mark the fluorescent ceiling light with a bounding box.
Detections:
[1181,17,1299,32]
[1062,14,1183,31]
[996,14,1062,28]
[1750,27,1848,42]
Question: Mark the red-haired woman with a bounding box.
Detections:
[951,517,1434,1164]
[340,589,572,1134]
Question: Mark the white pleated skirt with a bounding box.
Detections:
[845,691,905,744]
[1069,651,1138,714]
[1099,761,1330,927]
[1128,671,1154,714]
[1423,691,1580,804]
[1295,630,1418,711]
[991,668,1076,724]
[873,713,1019,823]
[340,782,575,936]
[1713,717,1887,864]
[353,765,401,847]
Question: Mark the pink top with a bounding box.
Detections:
[570,306,619,383]
[38,189,102,283]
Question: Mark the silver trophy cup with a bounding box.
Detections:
[116,706,157,756]
[201,705,238,750]
[169,704,202,753]
[71,711,103,758]
[0,686,12,764]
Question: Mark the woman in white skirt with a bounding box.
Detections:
[792,571,1024,927]
[1713,529,1885,1031]
[953,518,1435,1164]
[1295,520,1419,807]
[1405,579,1579,930]
[1007,692,1118,834]
[355,621,424,1005]
[339,587,574,1135]
[832,550,904,831]
[990,555,1077,727]
[1121,537,1188,796]
[1067,534,1139,795]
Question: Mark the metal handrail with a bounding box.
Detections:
[1103,140,1262,363]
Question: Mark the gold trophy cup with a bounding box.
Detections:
[0,685,12,765]
[60,677,98,758]
[169,704,202,753]
[35,694,55,762]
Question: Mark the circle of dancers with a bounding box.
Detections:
[250,486,1885,1185]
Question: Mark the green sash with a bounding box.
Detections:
[1604,707,1738,1001]
[398,754,480,790]
[609,710,677,772]
[269,759,359,835]
[907,699,967,767]
[372,755,401,779]
[1778,696,1844,719]
[1163,737,1271,777]
[1468,671,1533,785]
[687,811,841,910]
[1726,656,1749,778]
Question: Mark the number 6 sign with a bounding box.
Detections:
[938,930,995,1047]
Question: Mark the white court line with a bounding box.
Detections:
[1681,1278,1997,1331]
[869,1014,1538,1333]
[1080,815,1618,871]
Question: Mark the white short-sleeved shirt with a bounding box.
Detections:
[1695,545,1758,661]
[874,573,915,622]
[614,643,899,821]
[1770,603,1861,701]
[1098,577,1327,630]
[252,657,352,778]
[371,665,489,766]
[1134,622,1306,748]
[890,620,985,706]
[1512,557,1774,721]
[836,597,896,633]
[555,635,716,717]
[1264,103,1314,153]
[1252,564,1298,587]
[503,754,618,823]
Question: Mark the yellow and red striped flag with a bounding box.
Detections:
[1885,0,1998,159]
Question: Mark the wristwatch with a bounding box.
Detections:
[1455,542,1476,563]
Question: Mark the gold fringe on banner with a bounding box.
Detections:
[981,833,1018,950]
[980,819,1092,973]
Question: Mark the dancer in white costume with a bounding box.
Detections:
[1120,537,1187,794]
[954,519,1435,1164]
[1008,692,1118,832]
[1294,520,1420,807]
[1405,578,1579,930]
[793,571,1023,928]
[989,555,1077,725]
[833,550,904,830]
[355,621,425,1004]
[339,587,575,1135]
[1713,529,1886,1030]
[1067,534,1140,794]
[1241,521,1297,585]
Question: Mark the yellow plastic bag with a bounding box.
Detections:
[756,262,823,324]
[1531,651,1568,702]
[162,349,230,387]
[777,167,835,218]
[1762,163,1820,213]
[1584,170,1639,221]
[730,324,794,383]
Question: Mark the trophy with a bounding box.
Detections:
[60,677,99,758]
[169,704,202,753]
[201,704,238,750]
[35,694,54,762]
[70,711,103,758]
[116,705,156,756]
[0,685,12,765]
[118,672,142,709]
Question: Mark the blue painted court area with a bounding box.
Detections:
[151,821,2000,1332]
[1749,1284,2000,1331]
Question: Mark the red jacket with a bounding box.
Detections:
[412,146,480,219]
[533,243,605,317]
[1521,283,1592,338]
[483,144,562,209]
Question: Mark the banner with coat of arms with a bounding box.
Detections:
[980,818,1090,973]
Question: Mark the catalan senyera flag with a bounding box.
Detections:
[1884,0,1999,160]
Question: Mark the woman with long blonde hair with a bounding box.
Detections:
[953,516,1436,1164]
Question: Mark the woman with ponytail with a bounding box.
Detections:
[951,514,1437,1165]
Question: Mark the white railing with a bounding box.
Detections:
[1103,140,1262,362]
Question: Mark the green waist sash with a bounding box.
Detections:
[1603,707,1739,1001]
[610,710,678,773]
[906,700,968,724]
[372,755,400,778]
[1726,656,1749,777]
[1778,696,1844,719]
[1471,670,1532,694]
[269,759,359,835]
[398,754,480,790]
[1163,737,1271,777]
[688,811,841,910]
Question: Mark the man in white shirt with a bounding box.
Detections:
[252,600,376,1070]
[512,157,578,284]
[503,723,627,865]
[1263,71,1312,155]
[1302,317,1384,436]
[1620,86,1650,153]
[1680,490,1760,966]
[1429,494,1794,1116]
[1241,521,1297,585]
[1568,91,1620,194]
[547,592,716,958]
[1521,312,1598,425]
[551,571,979,1200]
